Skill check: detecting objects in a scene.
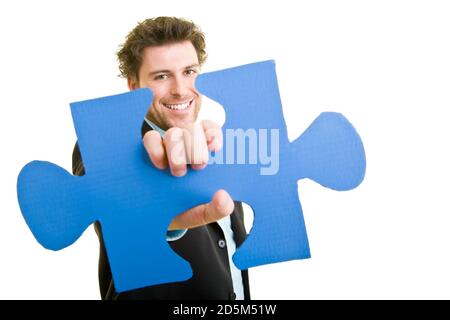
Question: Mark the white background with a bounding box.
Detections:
[1,0,449,299]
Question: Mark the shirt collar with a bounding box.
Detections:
[144,117,166,137]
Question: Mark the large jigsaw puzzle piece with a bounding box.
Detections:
[17,60,366,292]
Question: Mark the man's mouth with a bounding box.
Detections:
[163,98,194,111]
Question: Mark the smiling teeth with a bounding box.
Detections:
[164,100,191,110]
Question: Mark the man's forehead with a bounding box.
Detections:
[141,41,199,71]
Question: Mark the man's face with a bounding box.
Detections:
[129,40,202,130]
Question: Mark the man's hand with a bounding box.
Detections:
[142,120,234,230]
[166,189,234,230]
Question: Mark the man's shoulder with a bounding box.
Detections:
[72,142,84,176]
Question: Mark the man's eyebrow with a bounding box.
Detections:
[147,64,200,77]
[184,64,200,69]
[148,69,172,76]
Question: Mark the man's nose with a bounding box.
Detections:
[170,76,191,97]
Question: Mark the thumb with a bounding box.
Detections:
[205,189,235,222]
[168,189,234,230]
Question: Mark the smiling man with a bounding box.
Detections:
[72,17,250,300]
[133,41,202,130]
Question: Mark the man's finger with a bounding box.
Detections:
[143,130,168,170]
[201,119,223,152]
[183,123,209,169]
[163,127,187,177]
[168,189,234,230]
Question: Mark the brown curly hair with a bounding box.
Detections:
[117,16,207,82]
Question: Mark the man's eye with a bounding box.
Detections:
[155,74,168,80]
[185,69,197,76]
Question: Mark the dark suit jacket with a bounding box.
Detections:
[71,121,250,300]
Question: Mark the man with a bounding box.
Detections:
[72,17,250,300]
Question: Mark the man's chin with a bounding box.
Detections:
[171,119,196,129]
[164,113,196,129]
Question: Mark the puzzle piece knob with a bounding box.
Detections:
[17,161,92,250]
[289,112,366,191]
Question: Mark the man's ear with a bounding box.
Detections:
[127,78,139,91]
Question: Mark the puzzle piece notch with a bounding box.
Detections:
[196,60,289,139]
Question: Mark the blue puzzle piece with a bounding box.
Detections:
[17,60,366,292]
